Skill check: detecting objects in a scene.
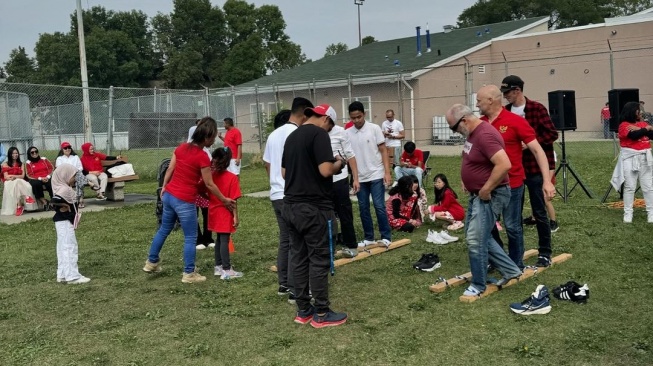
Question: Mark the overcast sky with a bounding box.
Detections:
[0,0,477,67]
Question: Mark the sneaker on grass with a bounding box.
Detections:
[341,247,358,258]
[550,220,559,232]
[143,260,162,273]
[294,306,316,325]
[552,281,590,303]
[67,276,91,285]
[220,268,243,280]
[413,253,431,269]
[510,284,552,315]
[310,310,348,328]
[214,265,224,276]
[416,254,441,272]
[181,271,206,283]
[438,230,459,243]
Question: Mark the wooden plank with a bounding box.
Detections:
[459,253,573,303]
[429,249,539,293]
[107,174,139,183]
[269,239,411,272]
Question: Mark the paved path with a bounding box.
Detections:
[0,194,156,225]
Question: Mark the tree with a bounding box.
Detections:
[4,46,37,83]
[362,36,377,45]
[0,67,6,79]
[324,42,349,57]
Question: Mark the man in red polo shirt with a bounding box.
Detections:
[218,117,242,176]
[394,141,424,188]
[476,85,554,269]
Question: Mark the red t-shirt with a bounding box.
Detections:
[224,128,242,157]
[165,143,211,203]
[208,170,241,233]
[483,108,536,188]
[431,188,465,221]
[399,149,424,168]
[618,121,651,150]
[1,164,22,183]
[461,121,509,193]
[344,121,354,130]
[26,158,53,178]
[601,106,611,120]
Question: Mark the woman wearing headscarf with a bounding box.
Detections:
[1,146,36,216]
[80,143,125,200]
[25,146,54,208]
[51,164,90,284]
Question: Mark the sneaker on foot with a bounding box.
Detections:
[357,240,377,248]
[510,285,552,315]
[278,285,291,296]
[310,310,348,328]
[294,306,316,324]
[550,220,559,232]
[378,239,391,247]
[181,271,206,283]
[67,276,91,284]
[523,216,537,225]
[25,196,35,204]
[552,281,590,303]
[416,254,441,272]
[207,242,216,248]
[143,260,162,273]
[438,230,459,243]
[535,256,551,268]
[624,213,633,223]
[495,273,522,287]
[447,221,465,231]
[15,206,24,216]
[196,244,206,250]
[341,247,358,258]
[220,268,243,280]
[463,285,482,297]
[214,265,224,276]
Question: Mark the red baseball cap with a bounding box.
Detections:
[304,104,337,123]
[61,141,72,149]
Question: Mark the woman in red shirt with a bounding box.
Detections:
[617,101,653,223]
[25,146,54,208]
[1,147,36,216]
[143,117,235,283]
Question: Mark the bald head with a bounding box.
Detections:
[476,85,503,118]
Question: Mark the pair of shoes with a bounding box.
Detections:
[495,221,503,231]
[220,268,243,280]
[553,281,590,303]
[310,310,348,328]
[495,273,522,287]
[413,253,441,272]
[96,194,107,201]
[143,260,162,273]
[463,285,482,297]
[15,206,24,216]
[25,196,35,204]
[523,216,537,225]
[294,306,316,324]
[196,244,207,250]
[214,265,224,276]
[357,239,377,248]
[624,212,633,223]
[426,229,457,244]
[510,284,552,315]
[535,256,551,268]
[181,271,207,283]
[278,285,291,296]
[207,242,216,248]
[67,276,91,284]
[340,247,358,258]
[446,221,465,231]
[550,220,559,232]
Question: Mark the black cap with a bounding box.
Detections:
[500,75,524,93]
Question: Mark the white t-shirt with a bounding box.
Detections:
[510,104,526,118]
[347,121,386,182]
[55,155,83,171]
[187,125,211,160]
[329,125,356,183]
[381,119,404,147]
[263,122,298,201]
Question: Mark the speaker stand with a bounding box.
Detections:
[555,130,594,202]
[601,133,622,203]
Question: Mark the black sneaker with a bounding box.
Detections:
[310,309,348,328]
[553,281,590,303]
[288,292,297,305]
[417,254,441,272]
[523,216,537,226]
[413,254,430,269]
[294,306,315,325]
[550,220,559,233]
[278,285,291,296]
[535,256,551,267]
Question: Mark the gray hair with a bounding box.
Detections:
[449,104,473,121]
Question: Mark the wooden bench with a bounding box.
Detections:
[106,175,139,201]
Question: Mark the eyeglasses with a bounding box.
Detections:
[30,150,39,155]
[450,115,466,132]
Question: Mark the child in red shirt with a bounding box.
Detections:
[428,173,465,231]
[208,147,243,280]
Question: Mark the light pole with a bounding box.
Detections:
[354,0,364,47]
[76,0,92,142]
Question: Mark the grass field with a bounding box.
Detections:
[0,141,652,365]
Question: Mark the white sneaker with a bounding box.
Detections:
[357,240,377,248]
[624,213,633,223]
[214,265,224,276]
[648,214,653,224]
[379,239,391,247]
[207,242,216,248]
[438,230,459,243]
[220,268,243,280]
[196,244,207,250]
[425,229,437,243]
[428,231,449,245]
[67,276,91,284]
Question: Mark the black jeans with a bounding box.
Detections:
[522,173,552,258]
[196,207,213,245]
[282,202,337,313]
[272,199,294,292]
[331,179,357,248]
[29,179,53,200]
[214,233,232,270]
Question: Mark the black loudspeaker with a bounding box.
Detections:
[608,89,639,132]
[548,90,577,131]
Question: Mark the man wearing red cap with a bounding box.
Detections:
[282,104,348,328]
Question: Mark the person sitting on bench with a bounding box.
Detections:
[80,142,126,200]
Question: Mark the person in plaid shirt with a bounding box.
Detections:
[502,75,559,267]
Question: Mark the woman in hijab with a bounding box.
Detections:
[51,164,90,284]
[80,143,125,200]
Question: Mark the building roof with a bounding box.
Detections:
[239,17,548,88]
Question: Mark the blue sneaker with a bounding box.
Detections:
[510,285,552,315]
[310,310,347,328]
[294,306,315,325]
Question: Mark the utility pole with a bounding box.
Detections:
[76,0,92,142]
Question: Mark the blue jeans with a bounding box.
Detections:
[466,186,522,292]
[357,179,391,241]
[394,166,424,188]
[523,173,552,258]
[501,185,525,269]
[148,192,198,274]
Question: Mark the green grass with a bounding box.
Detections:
[1,142,652,365]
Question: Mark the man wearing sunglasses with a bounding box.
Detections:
[446,104,521,297]
[25,146,54,208]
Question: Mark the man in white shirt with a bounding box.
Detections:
[263,97,313,301]
[347,101,392,247]
[329,122,360,258]
[381,109,405,166]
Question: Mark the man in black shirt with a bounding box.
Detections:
[282,104,348,328]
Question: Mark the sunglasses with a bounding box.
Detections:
[450,115,465,132]
[30,150,39,155]
[63,147,72,150]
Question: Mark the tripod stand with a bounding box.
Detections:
[555,129,593,202]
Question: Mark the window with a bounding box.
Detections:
[478,65,486,74]
[341,96,371,123]
[268,102,278,116]
[250,103,264,127]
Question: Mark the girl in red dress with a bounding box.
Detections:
[208,147,242,280]
[428,173,465,231]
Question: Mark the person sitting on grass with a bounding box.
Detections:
[428,173,465,231]
[207,147,243,280]
[410,174,429,221]
[386,175,422,232]
[51,164,90,284]
[1,146,36,216]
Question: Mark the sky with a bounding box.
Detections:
[0,0,477,67]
